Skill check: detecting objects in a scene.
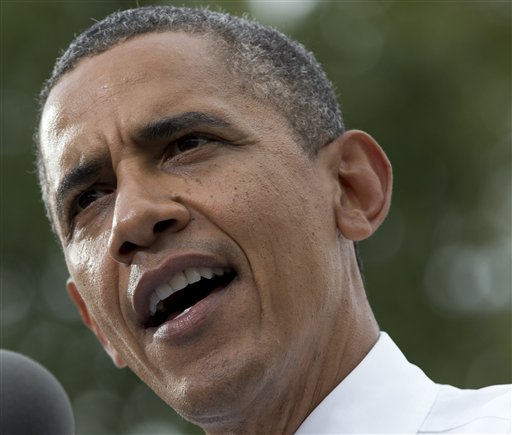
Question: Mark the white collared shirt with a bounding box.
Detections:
[296,332,511,434]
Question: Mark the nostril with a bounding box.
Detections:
[115,220,177,258]
[119,241,137,257]
[153,219,174,234]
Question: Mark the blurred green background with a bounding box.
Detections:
[1,1,510,434]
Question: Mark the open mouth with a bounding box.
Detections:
[144,267,237,329]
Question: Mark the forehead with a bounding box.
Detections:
[41,32,229,139]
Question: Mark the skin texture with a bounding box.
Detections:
[39,32,392,434]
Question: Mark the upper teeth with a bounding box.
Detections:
[149,266,227,315]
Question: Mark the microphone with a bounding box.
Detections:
[0,349,75,434]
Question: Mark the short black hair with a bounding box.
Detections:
[37,6,343,154]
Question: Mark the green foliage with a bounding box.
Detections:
[1,1,510,434]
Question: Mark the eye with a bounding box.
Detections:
[174,135,211,154]
[75,187,112,213]
[161,133,224,166]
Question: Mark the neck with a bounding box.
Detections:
[202,323,379,435]
[200,249,379,434]
[203,309,378,432]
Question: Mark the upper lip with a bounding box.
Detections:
[130,252,231,326]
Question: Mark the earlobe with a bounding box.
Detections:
[322,130,392,241]
[66,279,127,368]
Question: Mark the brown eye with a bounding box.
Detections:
[76,189,110,212]
[175,135,210,153]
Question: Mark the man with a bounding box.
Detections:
[36,5,510,434]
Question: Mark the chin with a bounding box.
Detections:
[158,349,274,427]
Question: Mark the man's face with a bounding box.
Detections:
[39,32,350,423]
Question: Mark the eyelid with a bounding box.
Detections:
[175,132,221,144]
[163,132,222,160]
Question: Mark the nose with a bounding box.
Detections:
[108,176,191,264]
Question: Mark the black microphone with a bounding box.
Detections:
[0,349,75,434]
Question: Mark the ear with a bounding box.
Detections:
[319,130,392,241]
[67,279,127,368]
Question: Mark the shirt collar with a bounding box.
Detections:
[295,332,439,434]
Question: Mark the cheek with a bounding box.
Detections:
[216,156,334,259]
[203,153,338,319]
[65,229,116,310]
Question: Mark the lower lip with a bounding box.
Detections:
[149,281,232,341]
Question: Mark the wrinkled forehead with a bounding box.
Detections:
[40,31,227,138]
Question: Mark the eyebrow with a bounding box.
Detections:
[56,158,104,222]
[135,111,231,142]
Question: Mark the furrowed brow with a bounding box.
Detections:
[56,158,103,221]
[135,112,231,142]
